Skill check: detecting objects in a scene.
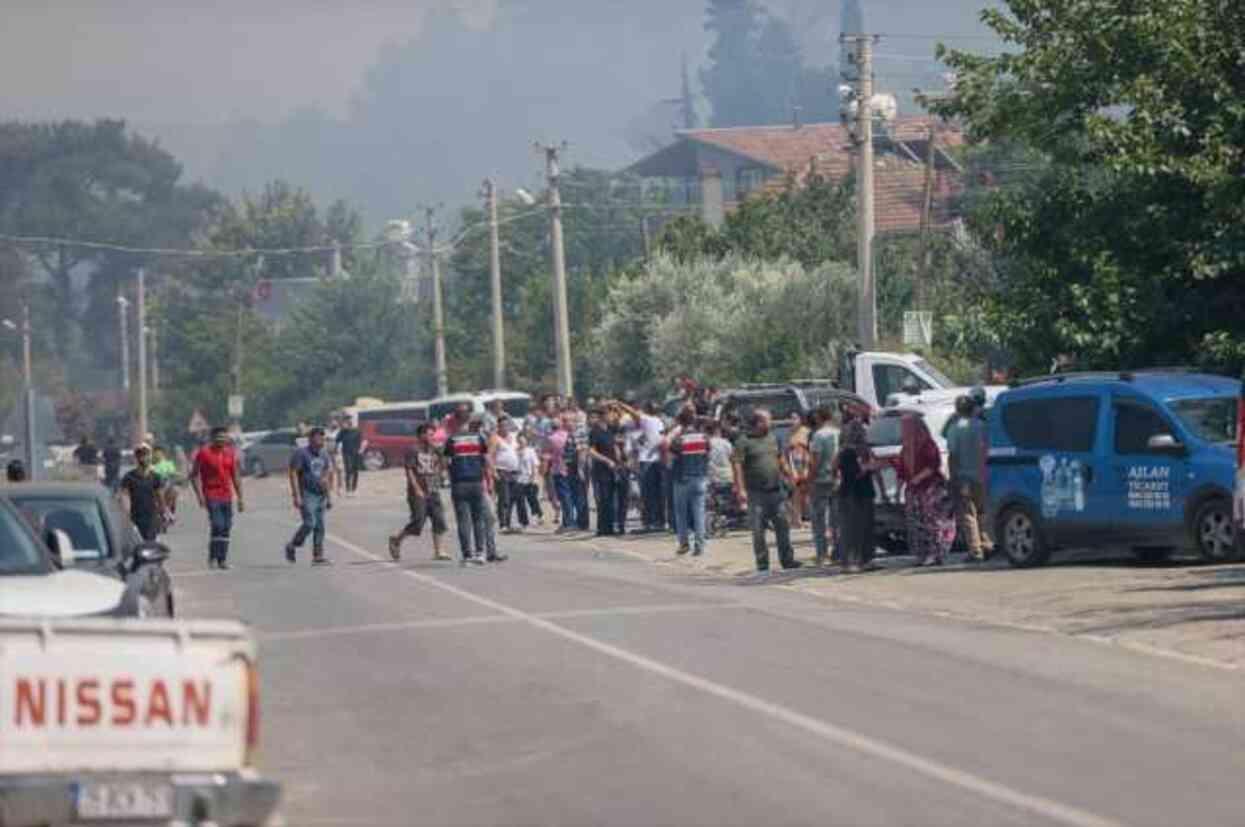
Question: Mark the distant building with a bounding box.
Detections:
[624,116,965,235]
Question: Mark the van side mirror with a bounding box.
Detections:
[1147,433,1185,454]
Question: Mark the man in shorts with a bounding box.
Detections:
[389,423,450,561]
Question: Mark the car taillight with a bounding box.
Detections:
[244,658,260,766]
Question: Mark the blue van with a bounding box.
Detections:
[987,370,1239,567]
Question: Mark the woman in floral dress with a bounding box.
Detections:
[895,415,956,566]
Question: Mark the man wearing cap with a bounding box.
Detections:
[119,444,167,542]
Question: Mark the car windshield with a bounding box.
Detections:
[914,359,954,389]
[7,496,111,562]
[0,501,50,575]
[1169,397,1237,444]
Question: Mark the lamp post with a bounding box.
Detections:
[2,303,36,480]
[117,294,130,392]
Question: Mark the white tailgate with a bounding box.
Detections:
[0,619,252,774]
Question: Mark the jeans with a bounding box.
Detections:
[522,483,543,521]
[747,488,795,571]
[640,462,666,529]
[554,474,577,528]
[206,500,233,563]
[614,469,630,533]
[673,476,708,552]
[573,476,590,530]
[481,490,499,558]
[497,472,519,529]
[451,481,486,558]
[593,474,617,536]
[290,492,327,552]
[810,482,839,561]
[664,465,675,532]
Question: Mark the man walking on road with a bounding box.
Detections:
[285,427,335,566]
[546,415,577,531]
[336,417,363,496]
[189,426,245,570]
[389,423,451,561]
[446,406,504,565]
[119,444,166,542]
[732,409,801,574]
[588,408,620,537]
[102,438,122,493]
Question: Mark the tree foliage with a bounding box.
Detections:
[933,0,1245,373]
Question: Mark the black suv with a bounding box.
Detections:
[715,381,871,446]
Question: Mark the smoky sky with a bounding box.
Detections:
[3,1,998,225]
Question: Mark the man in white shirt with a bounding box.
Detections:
[637,401,667,532]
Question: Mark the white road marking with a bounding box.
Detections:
[261,602,743,642]
[313,526,1123,827]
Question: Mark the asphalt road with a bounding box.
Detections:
[164,485,1245,827]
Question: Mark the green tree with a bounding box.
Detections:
[932,0,1245,373]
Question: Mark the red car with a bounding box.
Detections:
[360,420,422,471]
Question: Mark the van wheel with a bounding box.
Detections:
[997,504,1051,568]
[1192,498,1238,563]
[362,448,386,472]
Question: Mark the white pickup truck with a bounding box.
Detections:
[839,350,958,409]
[0,618,281,827]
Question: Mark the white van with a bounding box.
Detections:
[428,390,532,423]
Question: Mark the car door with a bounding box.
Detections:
[260,431,297,471]
[1102,395,1189,541]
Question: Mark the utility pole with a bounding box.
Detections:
[425,207,449,397]
[20,304,34,480]
[148,324,160,393]
[539,142,574,398]
[916,124,938,313]
[843,33,878,348]
[483,178,505,390]
[117,292,130,391]
[136,267,148,441]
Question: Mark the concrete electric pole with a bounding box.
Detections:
[843,34,878,349]
[136,267,148,442]
[483,178,506,390]
[117,293,130,392]
[539,142,574,398]
[425,207,449,397]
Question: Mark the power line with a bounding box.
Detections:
[0,233,387,258]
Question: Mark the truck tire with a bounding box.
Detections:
[997,504,1051,568]
[1191,498,1238,563]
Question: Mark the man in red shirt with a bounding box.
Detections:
[189,426,246,570]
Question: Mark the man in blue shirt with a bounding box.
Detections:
[285,427,335,566]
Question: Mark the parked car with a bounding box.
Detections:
[242,428,297,477]
[360,419,421,471]
[0,486,173,618]
[987,370,1240,567]
[715,382,872,447]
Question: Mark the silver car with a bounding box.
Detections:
[242,428,298,477]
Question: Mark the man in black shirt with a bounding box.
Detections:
[587,408,619,536]
[336,420,364,494]
[119,444,165,541]
[102,438,122,493]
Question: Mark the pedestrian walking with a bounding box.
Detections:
[74,435,99,469]
[588,408,620,537]
[835,414,880,573]
[808,406,841,565]
[285,427,335,566]
[947,394,992,562]
[336,417,363,495]
[445,407,503,565]
[668,406,709,556]
[119,444,166,542]
[490,417,523,533]
[327,417,344,496]
[896,414,956,566]
[732,409,801,573]
[189,426,245,570]
[102,438,122,493]
[612,410,632,534]
[545,414,576,531]
[389,423,451,561]
[516,434,543,526]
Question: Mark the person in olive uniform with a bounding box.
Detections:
[731,409,802,574]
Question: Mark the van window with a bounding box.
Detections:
[1001,396,1099,452]
[1113,403,1172,454]
[500,398,531,418]
[376,421,417,437]
[872,365,932,404]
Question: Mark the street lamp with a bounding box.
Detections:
[116,294,131,392]
[1,304,36,480]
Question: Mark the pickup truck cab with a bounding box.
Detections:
[988,370,1239,567]
[840,350,956,409]
[0,618,281,826]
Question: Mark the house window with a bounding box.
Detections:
[736,167,767,197]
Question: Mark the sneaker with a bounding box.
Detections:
[676,545,690,556]
[312,552,333,566]
[781,560,804,571]
[488,553,509,563]
[217,560,231,571]
[469,555,486,566]
[691,547,704,557]
[388,536,401,561]
[284,544,296,564]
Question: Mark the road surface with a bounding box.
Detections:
[165,486,1244,826]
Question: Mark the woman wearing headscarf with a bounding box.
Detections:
[895,414,956,566]
[834,406,880,572]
